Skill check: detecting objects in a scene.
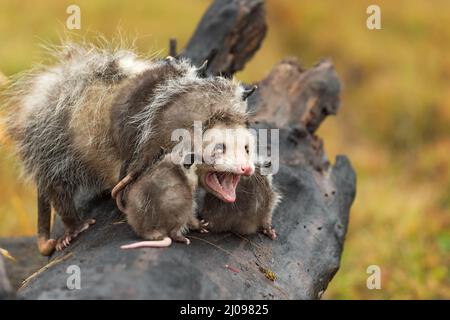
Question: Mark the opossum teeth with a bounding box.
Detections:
[218,172,226,183]
[232,174,240,185]
[205,171,240,203]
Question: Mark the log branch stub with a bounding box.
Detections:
[181,0,267,76]
[250,58,341,134]
[169,38,177,57]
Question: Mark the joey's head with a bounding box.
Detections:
[196,124,256,203]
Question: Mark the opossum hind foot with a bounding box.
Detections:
[262,226,277,240]
[171,232,191,245]
[198,220,209,234]
[56,218,96,251]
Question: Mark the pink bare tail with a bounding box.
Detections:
[120,237,172,249]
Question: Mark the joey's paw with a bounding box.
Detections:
[188,218,209,233]
[199,219,209,233]
[262,227,277,240]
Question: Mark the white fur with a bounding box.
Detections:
[202,126,256,174]
[117,51,152,76]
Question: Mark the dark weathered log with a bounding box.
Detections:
[181,0,267,76]
[10,0,356,300]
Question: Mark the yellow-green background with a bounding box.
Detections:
[0,0,449,299]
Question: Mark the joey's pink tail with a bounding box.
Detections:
[120,237,172,249]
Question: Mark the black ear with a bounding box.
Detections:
[196,60,208,78]
[165,55,176,62]
[183,153,196,169]
[263,160,272,168]
[242,85,257,101]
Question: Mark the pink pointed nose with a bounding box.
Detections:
[240,165,254,176]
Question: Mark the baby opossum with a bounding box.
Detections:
[201,163,280,239]
[115,154,206,248]
[2,43,256,255]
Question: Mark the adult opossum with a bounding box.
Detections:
[201,162,280,239]
[2,43,256,255]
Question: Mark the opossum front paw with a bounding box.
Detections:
[199,219,209,234]
[187,218,209,233]
[262,227,277,240]
[56,218,96,251]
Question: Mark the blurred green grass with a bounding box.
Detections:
[0,0,449,299]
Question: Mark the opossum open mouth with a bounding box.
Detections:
[205,172,241,203]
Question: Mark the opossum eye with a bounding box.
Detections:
[214,143,225,155]
[245,144,249,154]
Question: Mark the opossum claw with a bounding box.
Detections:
[262,227,277,240]
[199,219,209,233]
[56,235,71,251]
[56,219,96,251]
[63,236,71,247]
